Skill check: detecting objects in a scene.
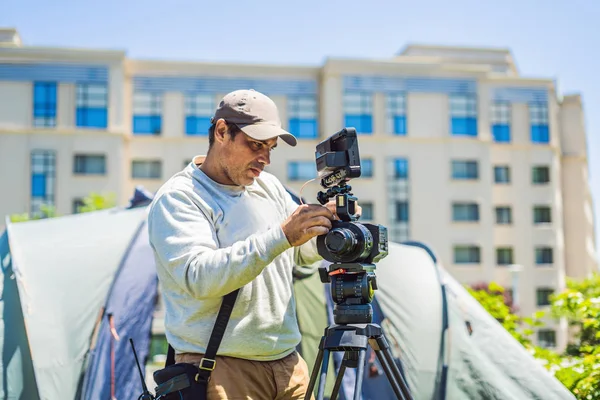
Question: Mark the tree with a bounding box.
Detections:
[546,273,600,399]
[9,192,116,222]
[74,192,117,213]
[9,204,57,222]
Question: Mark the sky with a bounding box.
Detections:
[3,0,600,250]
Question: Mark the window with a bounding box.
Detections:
[495,206,512,224]
[344,92,372,134]
[396,201,409,222]
[454,245,481,264]
[33,82,57,127]
[74,154,106,175]
[530,102,549,143]
[394,158,409,179]
[494,166,510,184]
[535,247,553,265]
[133,92,162,134]
[533,206,552,224]
[76,83,108,128]
[536,288,554,306]
[185,93,213,135]
[288,96,318,139]
[491,102,511,142]
[30,150,56,216]
[287,161,316,181]
[361,159,373,177]
[450,94,477,136]
[386,93,406,135]
[452,203,479,222]
[496,247,514,265]
[532,166,550,184]
[452,160,478,180]
[132,160,162,179]
[361,202,373,220]
[537,329,556,348]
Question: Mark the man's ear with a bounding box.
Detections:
[214,119,228,144]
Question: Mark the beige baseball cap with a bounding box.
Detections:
[210,89,297,146]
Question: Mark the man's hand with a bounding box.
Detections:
[282,204,335,246]
[324,200,362,220]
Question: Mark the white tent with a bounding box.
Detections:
[0,205,574,399]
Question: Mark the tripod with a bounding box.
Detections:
[305,322,414,400]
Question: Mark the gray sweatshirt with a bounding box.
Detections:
[147,157,323,361]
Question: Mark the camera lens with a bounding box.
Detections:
[324,229,355,254]
[321,223,373,263]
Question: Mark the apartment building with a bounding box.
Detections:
[0,28,596,350]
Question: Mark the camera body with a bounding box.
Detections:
[314,128,389,325]
[317,220,388,265]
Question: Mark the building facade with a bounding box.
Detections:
[0,28,597,350]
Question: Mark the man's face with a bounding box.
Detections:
[219,127,278,186]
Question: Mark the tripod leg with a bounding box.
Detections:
[352,349,366,400]
[330,357,347,400]
[380,347,413,400]
[374,350,406,400]
[305,339,325,400]
[316,350,331,400]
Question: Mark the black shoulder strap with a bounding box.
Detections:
[166,343,175,367]
[165,288,240,375]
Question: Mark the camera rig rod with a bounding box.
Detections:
[317,184,352,205]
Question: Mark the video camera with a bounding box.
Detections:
[314,128,389,324]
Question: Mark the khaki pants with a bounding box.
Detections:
[175,351,315,400]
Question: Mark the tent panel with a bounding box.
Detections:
[294,271,338,395]
[374,242,445,400]
[441,270,575,400]
[7,207,148,399]
[81,221,159,400]
[0,230,40,400]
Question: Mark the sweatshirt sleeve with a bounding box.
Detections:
[148,189,292,299]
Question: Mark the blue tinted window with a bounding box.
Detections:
[396,201,409,222]
[530,102,549,144]
[450,94,477,136]
[361,159,373,177]
[452,160,478,179]
[185,94,213,135]
[386,93,406,135]
[491,102,511,142]
[76,84,108,128]
[344,92,372,134]
[33,82,57,127]
[288,161,316,180]
[30,150,56,217]
[288,96,318,139]
[133,92,162,134]
[452,203,479,222]
[394,158,408,179]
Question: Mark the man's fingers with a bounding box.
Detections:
[306,226,330,237]
[305,216,333,229]
[302,205,335,219]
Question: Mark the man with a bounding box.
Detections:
[147,89,349,399]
